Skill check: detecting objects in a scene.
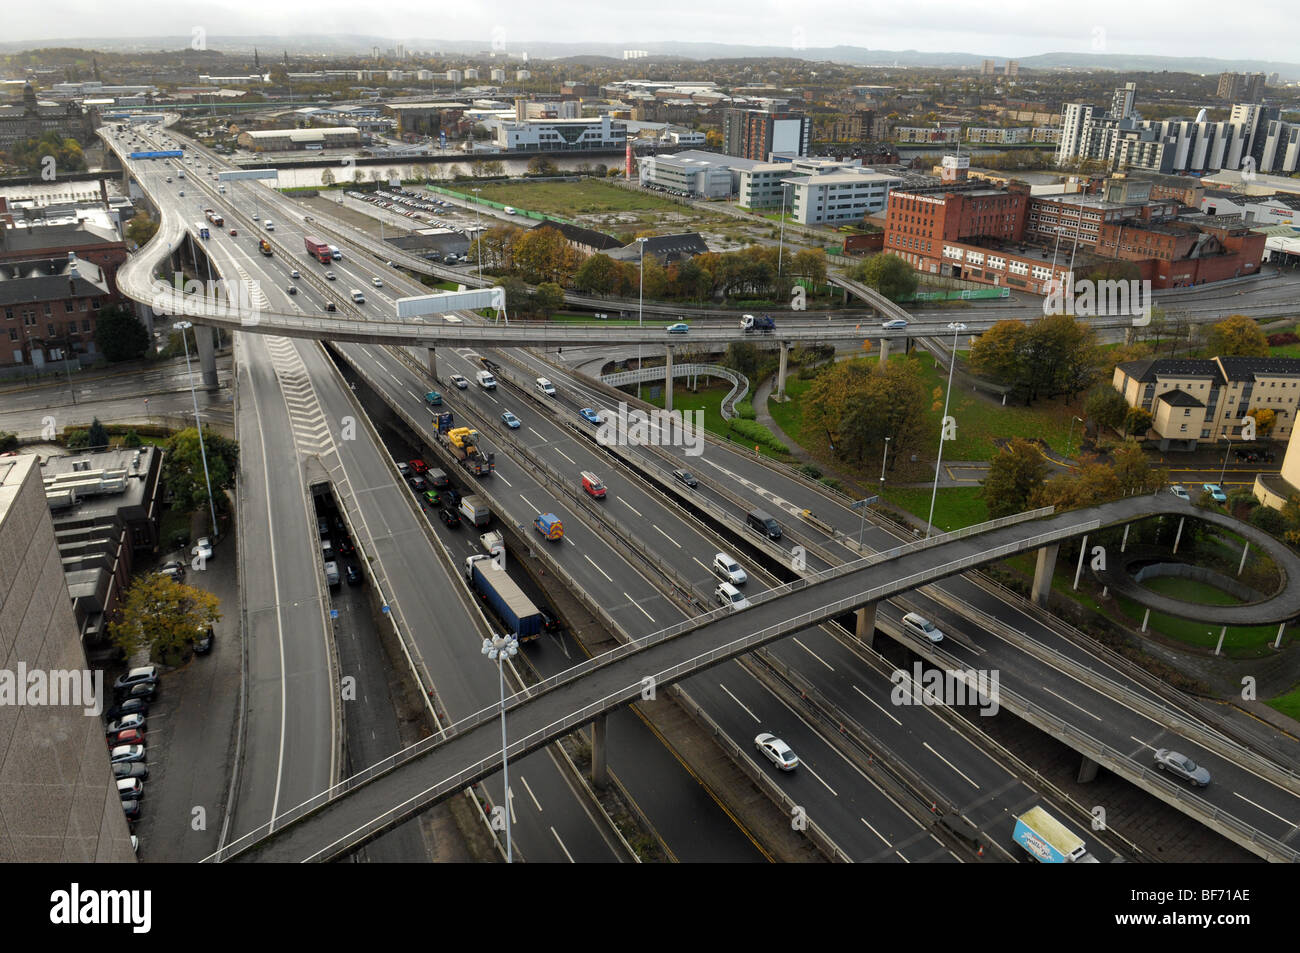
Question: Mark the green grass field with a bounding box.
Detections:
[879,486,988,533]
[1140,576,1243,605]
[1267,683,1300,721]
[1114,595,1280,654]
[643,384,792,459]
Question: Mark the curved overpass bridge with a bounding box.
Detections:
[208,493,1300,863]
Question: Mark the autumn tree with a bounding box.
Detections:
[1084,385,1129,432]
[125,211,159,247]
[512,226,578,284]
[1245,407,1276,435]
[804,358,933,466]
[574,253,618,294]
[1110,440,1168,493]
[109,574,220,663]
[1206,314,1268,357]
[981,438,1048,518]
[1123,406,1153,437]
[1032,459,1123,511]
[849,253,918,301]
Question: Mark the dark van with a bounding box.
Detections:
[747,509,782,540]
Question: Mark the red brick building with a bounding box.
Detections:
[0,253,113,368]
[1095,216,1265,286]
[0,217,128,297]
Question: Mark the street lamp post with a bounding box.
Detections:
[174,320,219,540]
[1067,415,1083,457]
[926,322,967,538]
[778,181,789,278]
[481,631,519,862]
[472,188,483,283]
[1219,438,1233,486]
[879,436,891,490]
[637,236,648,400]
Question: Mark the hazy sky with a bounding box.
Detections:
[7,0,1297,63]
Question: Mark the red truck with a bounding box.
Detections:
[305,235,331,263]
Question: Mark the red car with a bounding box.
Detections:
[409,459,428,475]
[229,228,238,236]
[108,728,145,747]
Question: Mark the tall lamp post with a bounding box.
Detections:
[777,180,790,279]
[174,320,219,540]
[1067,414,1083,457]
[926,322,967,538]
[472,188,483,283]
[1219,437,1234,486]
[481,631,519,862]
[636,236,648,400]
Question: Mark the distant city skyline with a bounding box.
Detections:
[2,0,1297,66]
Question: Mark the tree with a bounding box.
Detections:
[1124,406,1153,437]
[981,438,1048,518]
[533,282,565,317]
[1084,386,1129,432]
[804,358,933,466]
[790,248,828,284]
[850,253,918,301]
[162,427,239,513]
[87,418,109,450]
[1245,407,1276,435]
[527,155,557,176]
[94,306,150,362]
[1033,459,1122,511]
[108,574,220,663]
[498,276,530,315]
[1110,440,1167,493]
[574,253,618,294]
[125,211,159,247]
[512,226,578,284]
[320,167,336,187]
[1206,314,1268,357]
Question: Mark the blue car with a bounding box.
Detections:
[1201,483,1227,503]
[501,411,521,429]
[579,407,603,425]
[666,323,690,334]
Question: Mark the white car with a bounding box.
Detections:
[192,536,213,562]
[902,611,945,643]
[714,582,750,611]
[712,553,747,586]
[450,374,469,389]
[1169,484,1190,500]
[371,277,383,287]
[755,733,799,771]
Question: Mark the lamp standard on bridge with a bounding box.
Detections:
[1067,415,1083,457]
[174,320,220,540]
[481,631,519,863]
[637,236,648,400]
[926,322,967,539]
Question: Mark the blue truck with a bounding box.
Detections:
[741,313,776,333]
[464,555,542,641]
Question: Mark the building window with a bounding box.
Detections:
[65,300,74,312]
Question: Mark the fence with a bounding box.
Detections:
[599,362,750,419]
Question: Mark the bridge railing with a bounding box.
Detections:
[599,363,750,419]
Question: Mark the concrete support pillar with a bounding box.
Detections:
[877,337,891,366]
[1274,622,1286,650]
[1032,544,1059,608]
[1238,542,1250,576]
[1123,326,1133,346]
[195,323,218,389]
[664,344,674,414]
[1073,535,1088,590]
[591,713,609,789]
[1214,626,1227,656]
[1120,523,1130,553]
[855,602,878,650]
[1141,608,1151,632]
[1077,755,1100,783]
[426,347,438,382]
[776,342,789,401]
[1172,516,1185,555]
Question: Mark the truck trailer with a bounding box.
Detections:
[464,555,543,641]
[1012,806,1099,863]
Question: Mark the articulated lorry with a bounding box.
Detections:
[433,413,495,477]
[305,235,332,263]
[464,554,542,641]
[258,238,273,256]
[1012,806,1100,863]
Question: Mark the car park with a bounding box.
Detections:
[116,682,157,702]
[754,733,799,771]
[1201,483,1227,503]
[1154,748,1211,786]
[579,408,603,425]
[110,744,146,765]
[1170,484,1190,500]
[105,698,148,721]
[902,611,945,643]
[672,468,699,488]
[501,411,521,429]
[666,323,690,334]
[881,318,910,330]
[712,553,747,586]
[450,374,469,389]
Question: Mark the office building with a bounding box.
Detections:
[723,107,810,161]
[493,115,625,152]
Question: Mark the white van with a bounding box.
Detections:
[503,206,517,215]
[535,377,556,397]
[476,370,497,389]
[350,289,366,304]
[264,220,274,230]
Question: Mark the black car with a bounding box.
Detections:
[441,487,461,508]
[672,468,699,488]
[538,606,564,634]
[122,799,141,821]
[113,762,149,781]
[439,506,461,528]
[408,474,427,492]
[105,697,149,721]
[336,537,354,556]
[345,563,362,586]
[194,626,214,655]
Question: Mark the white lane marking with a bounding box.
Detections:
[620,500,644,518]
[922,742,981,789]
[583,554,613,581]
[853,684,902,726]
[1040,685,1103,720]
[791,637,834,671]
[495,473,512,487]
[627,594,655,622]
[719,683,760,722]
[653,525,681,548]
[801,761,838,797]
[693,556,712,576]
[528,428,546,439]
[860,817,890,847]
[519,494,536,511]
[895,850,911,863]
[508,785,516,825]
[1232,792,1294,826]
[555,449,576,466]
[551,827,575,863]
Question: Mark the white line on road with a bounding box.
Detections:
[583,555,613,581]
[653,525,681,548]
[801,761,838,797]
[1040,685,1103,720]
[923,742,980,788]
[620,500,644,518]
[1232,791,1294,826]
[791,637,834,671]
[556,449,576,466]
[519,494,536,511]
[551,827,575,863]
[853,684,902,726]
[520,775,542,812]
[719,683,760,722]
[626,594,655,622]
[860,817,890,847]
[528,428,546,440]
[495,473,512,486]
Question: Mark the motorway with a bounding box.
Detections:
[108,122,1300,865]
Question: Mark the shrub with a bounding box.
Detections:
[728,418,789,453]
[64,429,90,449]
[734,401,756,420]
[1268,332,1299,347]
[800,463,823,479]
[0,431,18,452]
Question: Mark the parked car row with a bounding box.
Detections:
[108,665,162,827]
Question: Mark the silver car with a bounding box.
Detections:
[755,733,799,771]
[1154,749,1211,786]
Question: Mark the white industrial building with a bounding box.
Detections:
[788,168,902,225]
[493,115,624,152]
